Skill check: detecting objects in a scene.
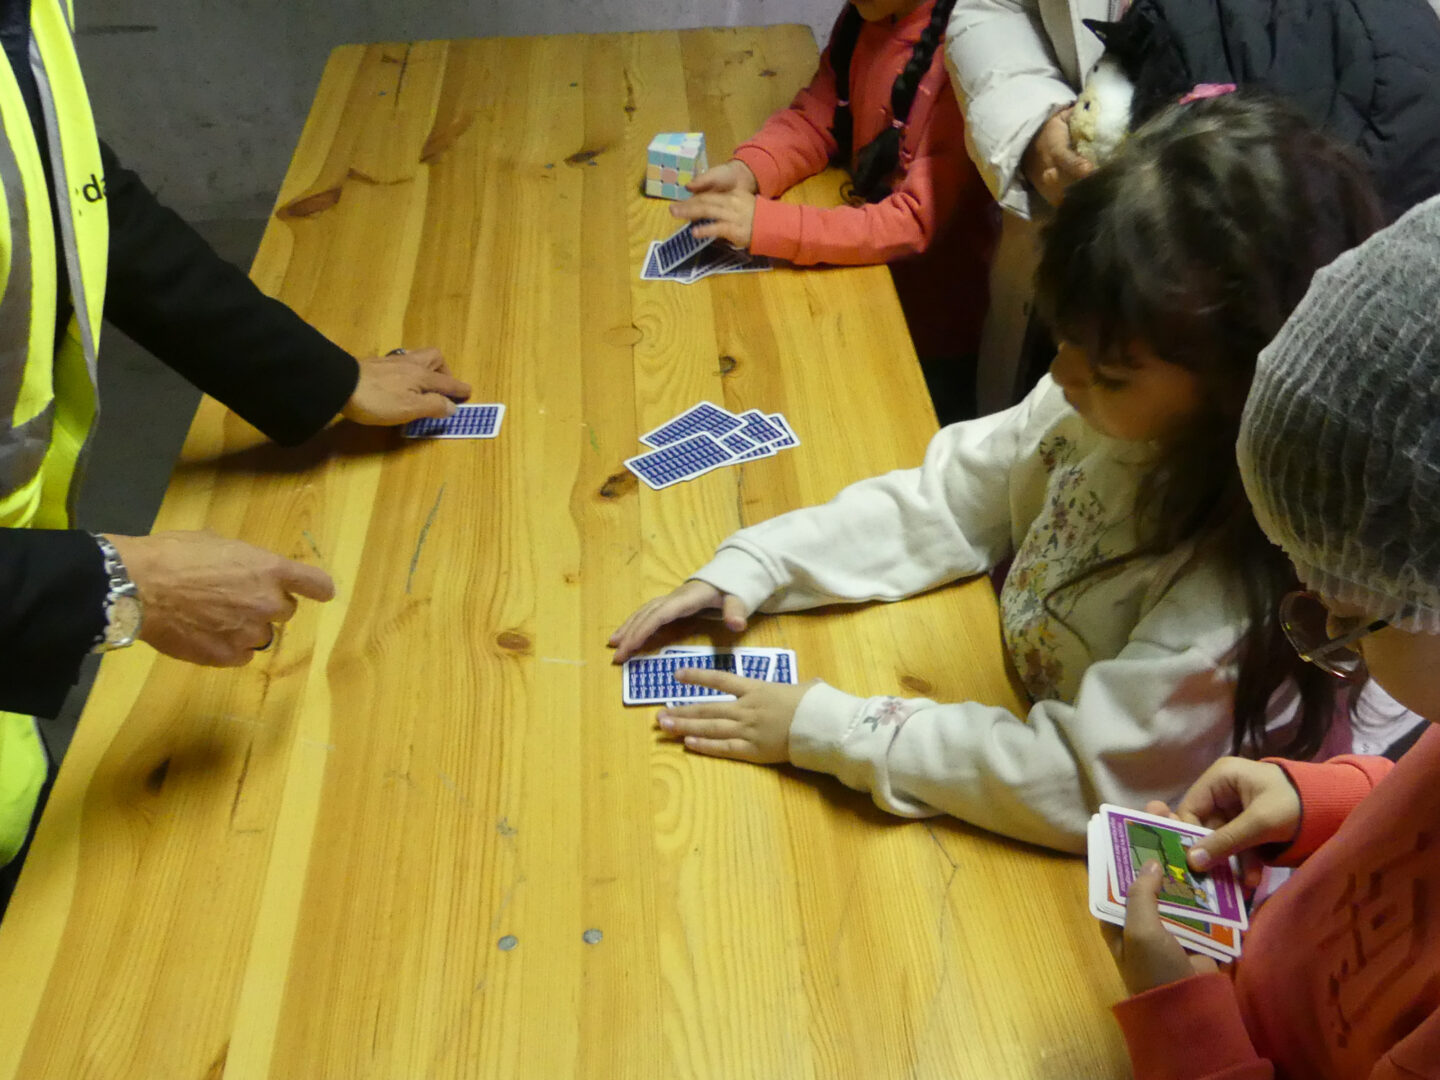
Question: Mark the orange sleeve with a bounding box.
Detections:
[746,80,985,266]
[731,15,844,198]
[1114,972,1274,1079]
[1266,753,1394,866]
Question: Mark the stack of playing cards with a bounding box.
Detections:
[622,645,798,705]
[1087,804,1246,961]
[640,221,771,284]
[402,403,506,439]
[624,401,800,490]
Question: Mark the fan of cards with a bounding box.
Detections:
[640,221,771,284]
[622,645,798,705]
[1088,804,1247,961]
[625,401,799,490]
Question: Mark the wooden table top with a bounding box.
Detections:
[0,27,1128,1079]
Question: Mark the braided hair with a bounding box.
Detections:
[830,0,958,203]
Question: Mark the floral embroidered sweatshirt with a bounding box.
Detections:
[693,377,1263,852]
[1114,727,1440,1079]
[731,3,996,356]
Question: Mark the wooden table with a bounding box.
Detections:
[0,27,1129,1079]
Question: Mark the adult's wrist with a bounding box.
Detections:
[90,533,144,651]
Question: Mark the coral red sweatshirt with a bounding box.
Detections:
[732,3,996,357]
[1114,726,1440,1079]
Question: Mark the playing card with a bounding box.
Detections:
[765,413,801,450]
[640,241,664,281]
[654,220,717,276]
[717,254,772,274]
[1087,817,1240,960]
[736,409,786,445]
[623,651,740,705]
[676,242,742,283]
[639,402,743,448]
[402,403,505,439]
[660,646,775,683]
[625,433,734,490]
[1100,804,1248,929]
[719,430,760,459]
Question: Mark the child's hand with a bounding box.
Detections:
[1172,758,1302,871]
[687,159,759,196]
[609,580,750,664]
[1103,861,1220,996]
[670,191,757,250]
[657,670,818,763]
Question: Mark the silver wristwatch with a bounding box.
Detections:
[90,534,143,652]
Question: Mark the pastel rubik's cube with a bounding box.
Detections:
[645,132,708,200]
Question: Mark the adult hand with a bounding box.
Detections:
[670,190,757,250]
[1104,861,1220,996]
[1172,758,1303,872]
[1022,107,1094,207]
[687,159,759,196]
[106,530,335,666]
[657,670,817,763]
[341,347,472,426]
[608,580,750,663]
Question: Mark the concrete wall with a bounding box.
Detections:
[75,1,838,222]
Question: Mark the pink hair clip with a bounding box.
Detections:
[1179,82,1237,105]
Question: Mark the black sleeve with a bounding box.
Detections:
[99,141,361,447]
[0,528,106,717]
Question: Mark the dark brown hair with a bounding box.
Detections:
[1034,94,1387,758]
[829,0,957,202]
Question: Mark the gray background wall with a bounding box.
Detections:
[75,1,838,223]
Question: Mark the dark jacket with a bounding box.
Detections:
[1091,0,1440,217]
[0,142,359,718]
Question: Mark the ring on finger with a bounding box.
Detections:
[386,347,408,356]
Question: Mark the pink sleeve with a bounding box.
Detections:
[1114,972,1274,1079]
[1265,753,1394,866]
[746,83,985,266]
[731,19,844,198]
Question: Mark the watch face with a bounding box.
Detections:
[109,595,143,647]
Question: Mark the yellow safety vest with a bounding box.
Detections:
[1,0,108,867]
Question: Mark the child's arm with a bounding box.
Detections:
[944,0,1079,217]
[727,37,845,200]
[690,384,1058,615]
[782,557,1255,853]
[742,88,985,266]
[1260,754,1394,865]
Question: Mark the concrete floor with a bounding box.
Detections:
[41,218,268,765]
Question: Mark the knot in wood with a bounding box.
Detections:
[599,471,637,499]
[496,630,532,653]
[898,674,933,695]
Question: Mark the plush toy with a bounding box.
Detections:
[1068,54,1136,166]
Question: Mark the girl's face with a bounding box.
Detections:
[852,0,927,20]
[1321,598,1440,722]
[1049,340,1208,443]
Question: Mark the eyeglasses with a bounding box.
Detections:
[1279,590,1389,680]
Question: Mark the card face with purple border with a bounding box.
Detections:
[1100,804,1248,929]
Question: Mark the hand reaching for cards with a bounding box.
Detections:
[1105,861,1220,995]
[671,189,757,250]
[687,160,759,197]
[341,347,472,426]
[657,670,817,763]
[609,580,750,663]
